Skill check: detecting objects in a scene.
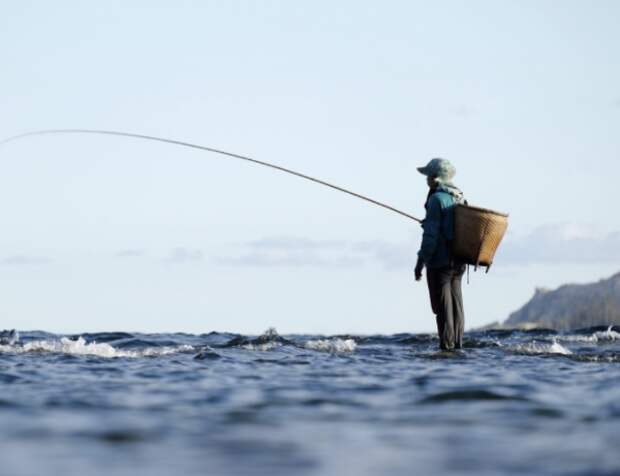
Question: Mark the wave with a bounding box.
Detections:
[419,389,530,404]
[219,329,358,353]
[242,341,283,351]
[462,338,501,349]
[504,340,572,356]
[572,325,620,334]
[2,327,618,362]
[304,338,357,353]
[569,352,620,363]
[220,327,294,350]
[71,332,135,343]
[194,346,222,360]
[0,330,19,345]
[0,337,194,358]
[556,326,620,344]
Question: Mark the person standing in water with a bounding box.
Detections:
[414,158,466,351]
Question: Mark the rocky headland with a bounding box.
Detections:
[486,272,620,331]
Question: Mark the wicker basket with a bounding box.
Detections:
[452,204,509,271]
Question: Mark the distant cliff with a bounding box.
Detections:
[504,272,620,331]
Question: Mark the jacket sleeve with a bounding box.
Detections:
[417,195,441,264]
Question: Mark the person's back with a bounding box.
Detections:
[414,158,466,350]
[418,183,464,268]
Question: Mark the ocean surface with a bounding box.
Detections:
[1,326,619,476]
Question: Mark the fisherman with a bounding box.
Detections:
[414,158,466,351]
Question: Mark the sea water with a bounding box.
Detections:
[0,326,619,476]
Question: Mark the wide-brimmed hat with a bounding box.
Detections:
[417,158,456,182]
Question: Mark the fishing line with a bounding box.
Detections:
[0,129,422,223]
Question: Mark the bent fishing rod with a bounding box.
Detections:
[0,129,422,223]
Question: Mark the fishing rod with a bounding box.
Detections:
[0,129,422,223]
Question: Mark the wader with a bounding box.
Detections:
[426,262,466,350]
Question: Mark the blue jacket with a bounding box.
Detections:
[418,184,464,269]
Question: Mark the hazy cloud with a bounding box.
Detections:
[351,240,413,270]
[217,223,620,271]
[217,251,362,268]
[499,223,620,264]
[217,236,361,268]
[116,249,145,258]
[451,105,477,117]
[245,236,346,250]
[0,255,51,266]
[217,236,413,269]
[165,247,204,263]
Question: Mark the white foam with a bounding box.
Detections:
[304,338,357,353]
[507,340,572,355]
[138,345,194,357]
[557,334,598,343]
[593,326,620,341]
[0,337,194,358]
[548,341,572,355]
[242,342,281,351]
[557,326,620,344]
[23,337,123,357]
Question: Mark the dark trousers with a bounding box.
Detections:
[426,262,466,350]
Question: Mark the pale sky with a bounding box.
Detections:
[1,1,619,334]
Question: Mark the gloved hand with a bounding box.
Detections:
[414,258,424,281]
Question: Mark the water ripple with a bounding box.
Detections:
[0,326,618,476]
